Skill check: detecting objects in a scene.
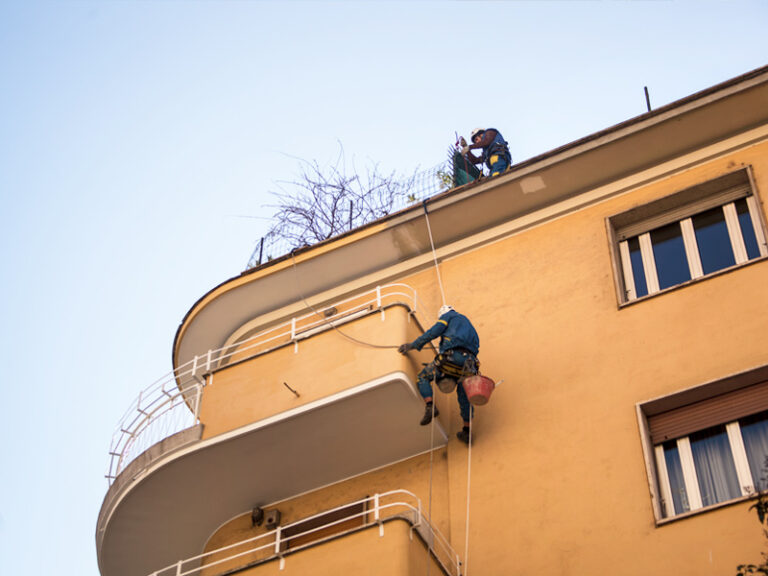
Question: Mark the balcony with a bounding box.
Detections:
[98,285,451,576]
[150,491,461,576]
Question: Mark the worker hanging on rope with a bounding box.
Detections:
[460,127,512,177]
[398,305,480,444]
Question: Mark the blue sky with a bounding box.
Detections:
[0,1,766,574]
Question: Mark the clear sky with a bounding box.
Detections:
[0,1,766,574]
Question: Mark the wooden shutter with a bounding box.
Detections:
[648,380,768,444]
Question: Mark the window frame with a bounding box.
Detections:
[609,167,768,305]
[637,365,768,524]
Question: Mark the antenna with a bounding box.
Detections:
[644,86,652,112]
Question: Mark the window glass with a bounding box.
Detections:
[627,236,648,298]
[650,222,691,290]
[736,198,761,260]
[692,207,735,274]
[663,441,689,515]
[740,411,768,491]
[690,426,741,506]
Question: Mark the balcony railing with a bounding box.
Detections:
[106,284,429,484]
[148,490,462,576]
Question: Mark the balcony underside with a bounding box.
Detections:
[97,372,447,576]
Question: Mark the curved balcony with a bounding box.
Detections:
[105,284,430,483]
[98,285,450,576]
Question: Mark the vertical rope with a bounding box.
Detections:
[464,410,473,576]
[423,201,447,307]
[426,388,436,576]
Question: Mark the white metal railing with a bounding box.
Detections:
[148,490,462,576]
[106,284,429,484]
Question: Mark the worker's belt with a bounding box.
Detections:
[436,349,478,379]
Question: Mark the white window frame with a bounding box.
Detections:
[610,168,768,304]
[618,200,767,301]
[653,418,762,519]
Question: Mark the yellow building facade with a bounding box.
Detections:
[97,65,768,576]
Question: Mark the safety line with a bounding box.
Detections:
[289,251,399,349]
[464,409,473,576]
[426,387,436,576]
[422,200,447,307]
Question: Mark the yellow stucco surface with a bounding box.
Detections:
[199,304,434,439]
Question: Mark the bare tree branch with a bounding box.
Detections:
[265,144,418,249]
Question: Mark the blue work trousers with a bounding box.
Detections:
[488,153,509,177]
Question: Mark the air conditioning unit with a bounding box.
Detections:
[265,509,281,530]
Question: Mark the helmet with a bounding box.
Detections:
[438,304,454,317]
[470,127,485,140]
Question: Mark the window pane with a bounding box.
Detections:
[627,236,648,298]
[741,411,768,491]
[690,426,741,506]
[651,222,691,290]
[663,441,689,515]
[692,207,735,275]
[736,198,761,260]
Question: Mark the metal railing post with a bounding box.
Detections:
[175,560,182,576]
[205,349,212,373]
[193,384,202,422]
[274,526,282,555]
[191,355,199,377]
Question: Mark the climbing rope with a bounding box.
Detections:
[289,251,399,349]
[426,383,437,576]
[422,200,447,307]
[464,409,473,576]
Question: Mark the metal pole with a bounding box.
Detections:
[193,384,202,422]
[258,237,264,265]
[644,86,652,112]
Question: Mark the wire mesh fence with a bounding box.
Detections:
[245,147,482,270]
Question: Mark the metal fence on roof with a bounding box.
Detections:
[245,148,482,271]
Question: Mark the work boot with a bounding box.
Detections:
[456,427,471,444]
[420,402,439,426]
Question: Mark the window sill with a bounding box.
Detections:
[618,254,768,309]
[655,491,761,526]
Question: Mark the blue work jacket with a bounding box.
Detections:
[481,128,511,168]
[411,310,479,356]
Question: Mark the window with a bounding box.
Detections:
[610,168,767,303]
[640,369,768,520]
[282,500,367,550]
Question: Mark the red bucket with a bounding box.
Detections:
[462,375,495,405]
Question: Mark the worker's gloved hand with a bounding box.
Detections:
[398,343,413,355]
[460,145,470,156]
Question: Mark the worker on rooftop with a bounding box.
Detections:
[398,305,480,444]
[461,127,512,177]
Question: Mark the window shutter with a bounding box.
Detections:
[611,168,753,240]
[648,380,768,444]
[615,183,752,240]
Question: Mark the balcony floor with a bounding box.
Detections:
[97,372,448,576]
